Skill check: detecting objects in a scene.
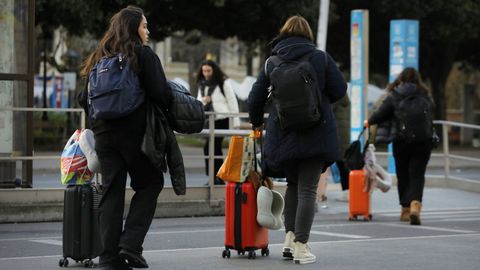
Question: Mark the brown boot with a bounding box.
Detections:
[410,200,422,225]
[400,207,410,222]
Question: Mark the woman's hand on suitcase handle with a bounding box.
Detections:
[252,124,263,137]
[363,120,369,128]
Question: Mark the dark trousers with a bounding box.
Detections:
[393,140,432,207]
[95,130,163,265]
[336,160,350,191]
[283,157,324,243]
[203,118,229,183]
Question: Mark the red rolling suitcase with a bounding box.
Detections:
[59,184,102,268]
[223,182,269,259]
[348,170,372,221]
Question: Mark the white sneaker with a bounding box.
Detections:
[336,190,349,202]
[282,231,295,259]
[293,241,316,264]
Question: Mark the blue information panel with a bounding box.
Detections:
[388,20,419,172]
[350,10,368,143]
[389,20,419,81]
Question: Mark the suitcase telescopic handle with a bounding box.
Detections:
[252,131,268,183]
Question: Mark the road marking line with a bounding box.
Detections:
[381,223,477,233]
[148,229,222,235]
[29,239,63,246]
[0,255,60,261]
[372,207,480,215]
[423,214,480,219]
[309,230,370,239]
[1,233,479,261]
[441,217,480,222]
[380,210,480,217]
[0,236,62,242]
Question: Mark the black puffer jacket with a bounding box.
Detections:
[248,36,347,174]
[142,102,185,195]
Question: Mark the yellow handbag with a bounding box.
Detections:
[217,131,259,183]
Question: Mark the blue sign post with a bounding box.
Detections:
[389,20,419,81]
[350,10,369,143]
[388,20,419,172]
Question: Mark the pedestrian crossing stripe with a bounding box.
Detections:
[29,239,62,246]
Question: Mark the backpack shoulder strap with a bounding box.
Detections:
[323,51,329,69]
[264,55,284,80]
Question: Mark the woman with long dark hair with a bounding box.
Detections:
[366,67,434,226]
[79,6,171,269]
[196,60,239,184]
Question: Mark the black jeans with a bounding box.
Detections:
[283,157,324,243]
[393,140,432,207]
[95,129,163,265]
[203,118,229,183]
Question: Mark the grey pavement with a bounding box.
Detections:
[2,144,479,269]
[0,187,480,269]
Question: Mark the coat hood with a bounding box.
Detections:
[394,83,417,96]
[272,36,317,60]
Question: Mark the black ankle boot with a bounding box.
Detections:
[119,248,149,268]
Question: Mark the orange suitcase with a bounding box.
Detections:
[223,182,269,259]
[348,169,372,221]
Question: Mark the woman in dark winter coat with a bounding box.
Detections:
[79,6,171,269]
[365,67,434,226]
[248,15,347,264]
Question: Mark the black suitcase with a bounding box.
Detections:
[59,184,102,268]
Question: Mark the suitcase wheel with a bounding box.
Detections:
[247,250,256,259]
[59,257,69,267]
[363,214,372,221]
[84,260,95,268]
[222,249,231,259]
[261,248,270,257]
[348,215,358,221]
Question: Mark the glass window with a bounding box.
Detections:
[0,80,28,154]
[0,0,29,74]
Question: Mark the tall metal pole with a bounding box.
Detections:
[42,37,48,121]
[316,0,330,50]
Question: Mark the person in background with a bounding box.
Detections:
[79,6,171,269]
[365,67,434,226]
[316,169,329,209]
[196,60,240,185]
[332,95,351,201]
[316,95,351,208]
[248,15,347,264]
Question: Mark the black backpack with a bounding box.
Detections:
[344,128,368,170]
[266,52,323,131]
[394,93,434,142]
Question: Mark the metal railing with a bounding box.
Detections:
[0,107,86,162]
[433,120,480,182]
[0,107,479,193]
[374,120,480,184]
